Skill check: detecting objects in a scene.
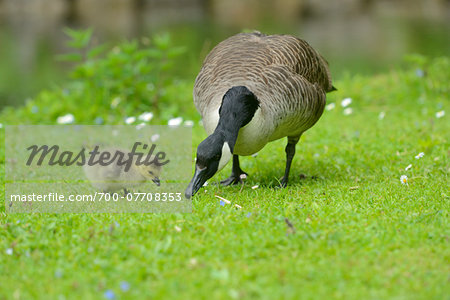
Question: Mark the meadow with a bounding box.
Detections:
[0,32,448,299]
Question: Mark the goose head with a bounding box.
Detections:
[136,162,162,186]
[185,86,259,198]
[185,134,232,198]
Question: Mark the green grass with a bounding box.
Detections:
[0,56,449,299]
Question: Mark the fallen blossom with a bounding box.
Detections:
[400,175,408,185]
[189,258,198,267]
[125,116,136,124]
[435,110,445,118]
[325,103,335,111]
[415,152,425,159]
[405,164,412,171]
[138,112,153,122]
[56,114,74,124]
[341,98,352,107]
[110,97,121,108]
[415,69,425,77]
[104,290,116,300]
[94,117,104,124]
[215,195,231,204]
[151,134,160,142]
[135,123,146,130]
[120,282,130,292]
[251,185,259,190]
[5,248,13,255]
[234,204,242,209]
[184,120,194,127]
[343,108,353,115]
[378,111,385,120]
[239,174,247,180]
[168,117,183,127]
[174,225,182,232]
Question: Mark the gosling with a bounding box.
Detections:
[83,147,162,194]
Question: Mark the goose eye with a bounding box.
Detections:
[148,171,154,175]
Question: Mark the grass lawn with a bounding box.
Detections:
[0,56,449,299]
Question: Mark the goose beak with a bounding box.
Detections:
[185,166,207,199]
[152,177,160,186]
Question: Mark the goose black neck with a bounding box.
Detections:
[213,86,259,152]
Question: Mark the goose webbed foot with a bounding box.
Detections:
[279,176,289,188]
[219,155,247,186]
[220,171,248,186]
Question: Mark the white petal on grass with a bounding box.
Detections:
[168,117,183,127]
[405,164,412,171]
[5,248,13,255]
[234,204,242,209]
[378,111,385,120]
[325,103,335,111]
[146,83,154,91]
[0,123,3,128]
[214,195,231,204]
[251,152,258,157]
[189,258,198,267]
[240,174,247,180]
[343,108,353,115]
[138,112,153,122]
[184,120,194,127]
[415,152,425,159]
[400,175,408,185]
[435,110,445,118]
[135,123,146,130]
[125,116,136,124]
[110,97,121,108]
[174,225,182,232]
[57,114,75,124]
[341,98,352,107]
[203,181,208,187]
[150,134,160,142]
[251,185,259,190]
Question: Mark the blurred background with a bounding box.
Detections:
[0,0,449,109]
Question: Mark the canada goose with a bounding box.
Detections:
[185,32,334,198]
[83,147,162,193]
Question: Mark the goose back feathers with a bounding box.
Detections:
[194,32,333,156]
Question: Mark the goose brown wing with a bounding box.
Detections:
[193,32,333,115]
[259,34,333,93]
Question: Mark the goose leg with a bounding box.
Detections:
[280,136,300,187]
[220,155,247,186]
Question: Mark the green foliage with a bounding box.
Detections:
[1,29,194,124]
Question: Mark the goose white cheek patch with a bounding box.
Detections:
[218,142,232,171]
